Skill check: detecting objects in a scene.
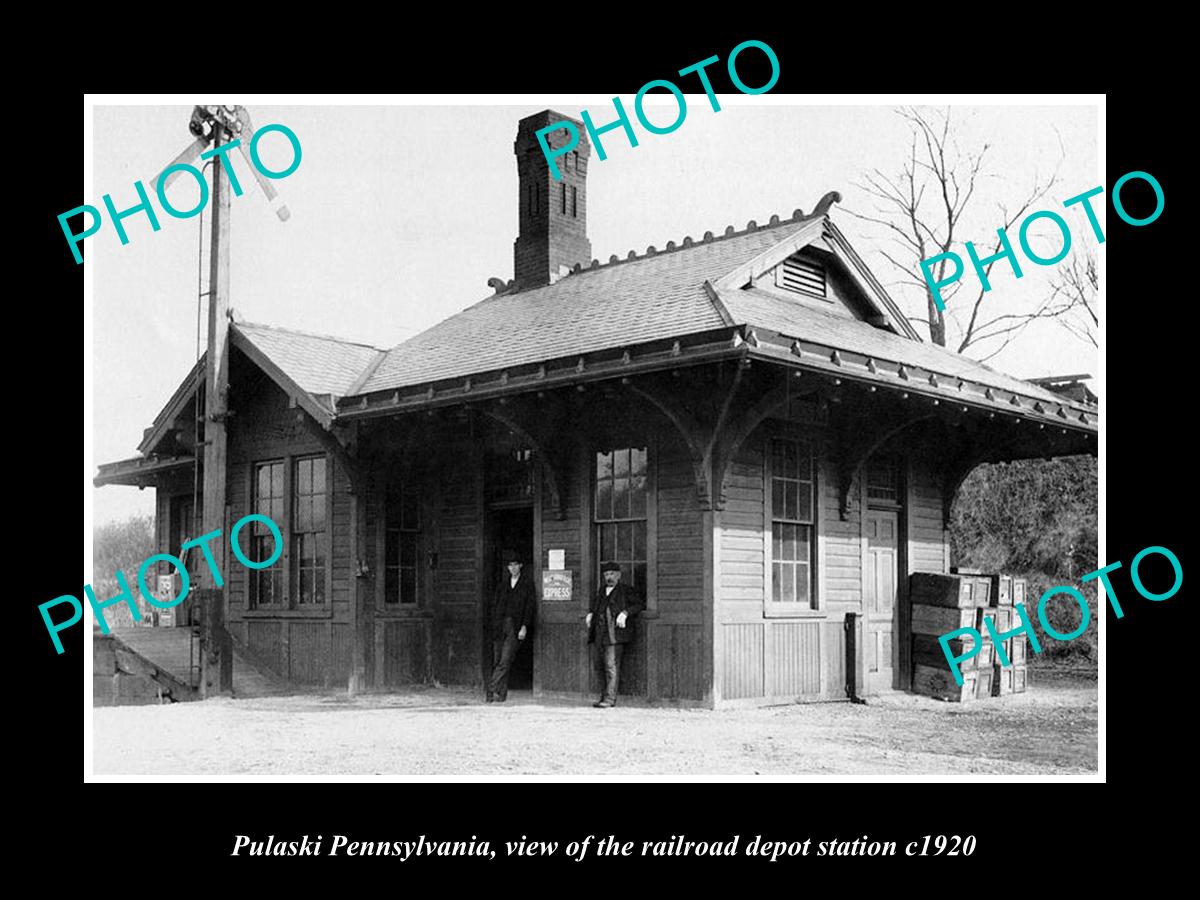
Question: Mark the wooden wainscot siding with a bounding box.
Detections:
[226,376,353,687]
[901,453,950,692]
[717,422,847,707]
[649,429,705,702]
[536,436,586,697]
[429,431,479,687]
[907,458,947,575]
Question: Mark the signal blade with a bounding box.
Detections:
[235,107,291,222]
[149,134,210,194]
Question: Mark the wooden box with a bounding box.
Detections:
[974,667,994,699]
[911,604,977,635]
[1013,665,1029,693]
[997,574,1013,606]
[979,606,1013,636]
[911,573,990,609]
[912,634,983,670]
[976,641,994,668]
[992,663,1014,696]
[1012,578,1027,606]
[1010,634,1026,664]
[913,664,977,702]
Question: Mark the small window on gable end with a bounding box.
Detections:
[776,253,827,299]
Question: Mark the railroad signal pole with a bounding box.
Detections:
[151,105,291,697]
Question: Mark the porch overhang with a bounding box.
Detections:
[94,454,195,488]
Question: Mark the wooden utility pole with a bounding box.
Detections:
[200,120,234,697]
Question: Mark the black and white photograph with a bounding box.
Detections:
[84,96,1102,779]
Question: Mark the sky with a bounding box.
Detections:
[89,98,1100,525]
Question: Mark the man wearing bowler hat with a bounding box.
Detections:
[586,561,643,708]
[488,549,535,703]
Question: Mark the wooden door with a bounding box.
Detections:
[864,509,898,692]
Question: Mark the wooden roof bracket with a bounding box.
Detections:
[474,404,567,520]
[834,411,938,521]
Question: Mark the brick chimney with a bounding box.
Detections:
[514,110,591,290]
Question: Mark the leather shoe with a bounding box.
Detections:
[593,700,613,708]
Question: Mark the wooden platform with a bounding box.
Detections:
[97,627,289,704]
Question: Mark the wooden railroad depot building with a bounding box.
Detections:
[96,110,1097,706]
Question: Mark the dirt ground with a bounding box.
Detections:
[92,670,1097,777]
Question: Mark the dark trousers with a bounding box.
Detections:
[591,641,624,704]
[489,619,521,698]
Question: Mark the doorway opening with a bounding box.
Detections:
[486,505,535,691]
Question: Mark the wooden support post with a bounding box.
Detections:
[200,122,233,698]
[702,500,719,709]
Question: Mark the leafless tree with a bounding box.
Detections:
[1043,245,1098,348]
[846,107,1072,359]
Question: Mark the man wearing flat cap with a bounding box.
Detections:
[488,549,535,703]
[586,561,643,708]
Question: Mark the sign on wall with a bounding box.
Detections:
[542,570,572,602]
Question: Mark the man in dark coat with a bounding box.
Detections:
[488,550,535,703]
[586,561,643,708]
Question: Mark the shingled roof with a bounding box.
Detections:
[235,322,384,398]
[126,199,1097,467]
[359,214,818,394]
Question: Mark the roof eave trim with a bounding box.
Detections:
[741,340,1098,433]
[136,357,205,455]
[824,220,924,342]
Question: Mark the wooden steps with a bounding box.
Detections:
[97,627,291,704]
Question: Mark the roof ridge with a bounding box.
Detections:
[556,203,833,281]
[237,319,387,352]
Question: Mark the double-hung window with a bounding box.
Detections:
[247,454,328,610]
[594,447,648,594]
[384,482,421,606]
[767,437,816,610]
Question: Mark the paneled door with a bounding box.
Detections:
[864,509,899,692]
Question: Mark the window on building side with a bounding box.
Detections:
[571,185,577,218]
[249,461,285,608]
[594,447,648,592]
[292,456,327,604]
[561,182,567,214]
[384,482,420,605]
[770,438,814,607]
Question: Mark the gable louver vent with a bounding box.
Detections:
[776,254,827,298]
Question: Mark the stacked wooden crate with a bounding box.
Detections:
[951,571,1031,697]
[910,573,994,701]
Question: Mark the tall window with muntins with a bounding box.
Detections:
[571,185,577,218]
[770,438,814,606]
[384,483,421,605]
[249,461,285,608]
[561,182,567,214]
[594,447,648,591]
[292,456,327,604]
